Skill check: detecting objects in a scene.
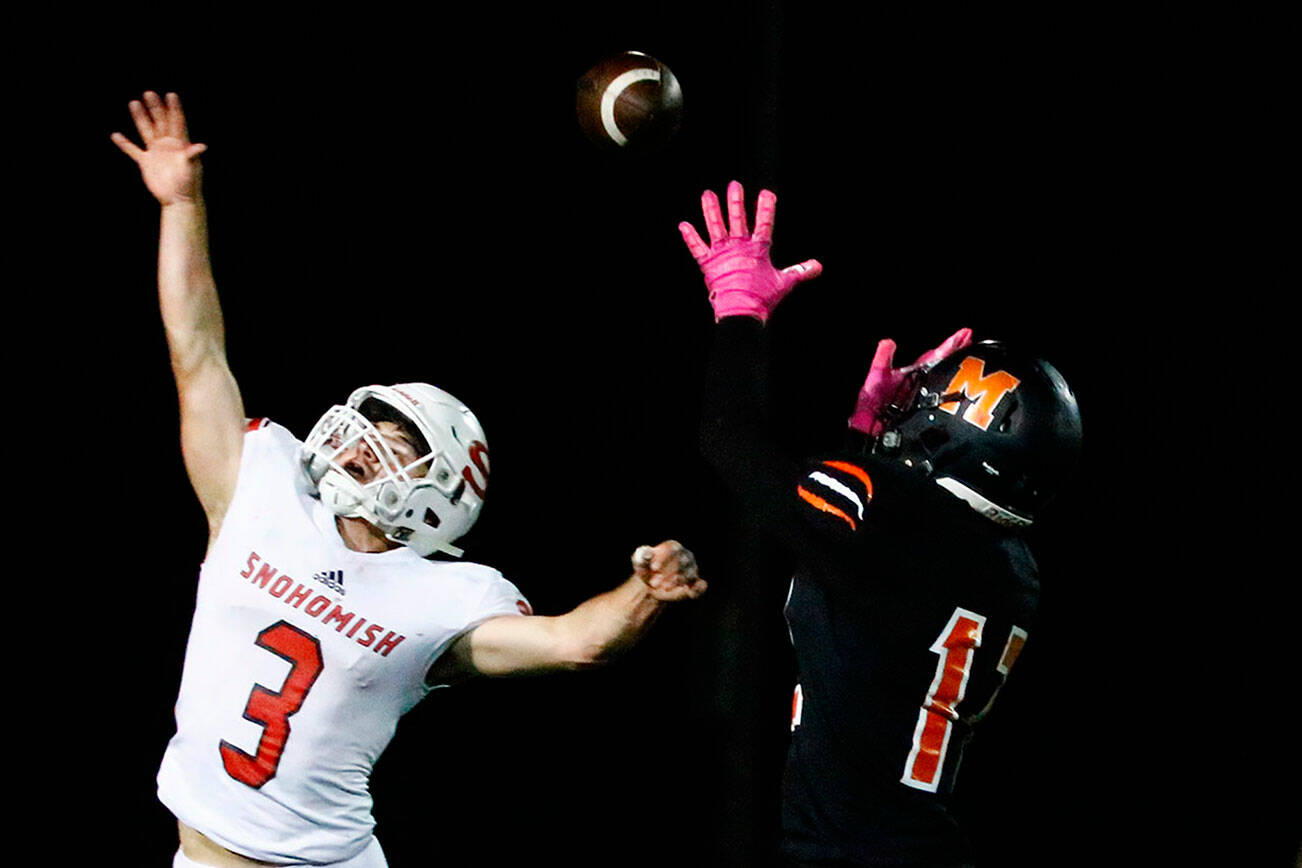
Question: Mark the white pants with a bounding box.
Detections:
[172,837,387,868]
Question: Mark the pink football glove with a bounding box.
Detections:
[678,180,823,322]
[849,328,974,437]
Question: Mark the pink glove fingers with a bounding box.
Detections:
[869,338,897,378]
[701,189,728,245]
[781,259,823,284]
[681,180,821,322]
[727,180,749,238]
[679,221,711,263]
[753,189,778,245]
[913,327,972,368]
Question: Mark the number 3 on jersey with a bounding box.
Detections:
[901,607,1027,793]
[220,621,324,789]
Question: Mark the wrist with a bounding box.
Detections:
[628,571,682,608]
[626,572,664,601]
[161,195,203,211]
[710,290,771,323]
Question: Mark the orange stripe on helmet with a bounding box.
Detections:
[938,356,1021,431]
[796,485,857,531]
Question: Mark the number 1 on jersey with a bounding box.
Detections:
[220,621,324,789]
[902,607,985,792]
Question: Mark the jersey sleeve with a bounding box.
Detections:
[236,419,303,479]
[793,455,877,545]
[700,317,822,556]
[474,570,532,620]
[200,419,308,564]
[422,565,531,689]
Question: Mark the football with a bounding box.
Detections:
[576,51,684,152]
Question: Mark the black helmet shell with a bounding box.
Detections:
[880,341,1082,526]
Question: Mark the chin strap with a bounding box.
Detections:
[934,477,1033,529]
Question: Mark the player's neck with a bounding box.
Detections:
[335,515,402,553]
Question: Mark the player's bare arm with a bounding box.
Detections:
[428,540,705,682]
[113,92,245,539]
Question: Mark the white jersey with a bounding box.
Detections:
[158,420,528,864]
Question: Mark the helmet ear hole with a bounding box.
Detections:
[423,508,441,529]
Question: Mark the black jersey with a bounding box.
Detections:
[702,319,1039,867]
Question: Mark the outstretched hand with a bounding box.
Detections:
[631,541,706,603]
[678,180,822,322]
[111,91,208,205]
[849,328,974,437]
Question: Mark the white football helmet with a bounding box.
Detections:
[301,383,490,557]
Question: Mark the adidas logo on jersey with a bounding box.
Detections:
[313,569,345,595]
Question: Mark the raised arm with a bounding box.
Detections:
[679,181,826,541]
[113,92,245,540]
[428,541,705,682]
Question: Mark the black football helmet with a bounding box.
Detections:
[874,341,1082,528]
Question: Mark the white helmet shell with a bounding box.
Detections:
[301,383,490,557]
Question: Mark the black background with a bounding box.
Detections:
[33,5,1292,867]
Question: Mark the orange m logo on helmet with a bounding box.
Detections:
[938,357,1021,431]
